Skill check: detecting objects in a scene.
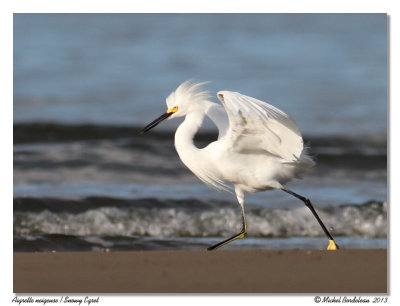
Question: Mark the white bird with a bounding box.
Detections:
[142,80,339,251]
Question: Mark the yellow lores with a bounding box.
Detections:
[167,106,178,114]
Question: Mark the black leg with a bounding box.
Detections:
[282,188,339,249]
[207,205,247,251]
[207,228,246,251]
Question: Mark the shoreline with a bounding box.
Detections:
[14,249,387,293]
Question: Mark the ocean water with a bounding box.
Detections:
[13,14,387,252]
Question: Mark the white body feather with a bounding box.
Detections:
[166,81,314,194]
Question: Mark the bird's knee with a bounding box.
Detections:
[238,229,247,239]
[303,198,312,206]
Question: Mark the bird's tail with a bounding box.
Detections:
[282,146,315,180]
[299,145,315,167]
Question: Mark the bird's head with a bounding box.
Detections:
[141,80,210,133]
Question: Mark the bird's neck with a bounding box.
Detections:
[175,112,204,155]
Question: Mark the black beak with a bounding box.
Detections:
[141,112,173,133]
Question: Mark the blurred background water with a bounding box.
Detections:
[13,13,387,252]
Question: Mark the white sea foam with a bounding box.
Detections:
[14,201,387,239]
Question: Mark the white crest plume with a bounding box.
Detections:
[166,80,212,110]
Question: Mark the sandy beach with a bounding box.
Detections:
[14,249,387,293]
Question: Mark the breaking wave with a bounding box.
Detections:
[14,197,387,239]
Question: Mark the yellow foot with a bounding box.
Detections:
[237,232,246,239]
[327,239,340,250]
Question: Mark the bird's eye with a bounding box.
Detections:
[167,106,179,114]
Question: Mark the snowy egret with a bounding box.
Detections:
[142,81,339,251]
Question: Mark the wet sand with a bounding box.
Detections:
[14,249,387,293]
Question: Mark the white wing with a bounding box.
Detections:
[217,91,304,161]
